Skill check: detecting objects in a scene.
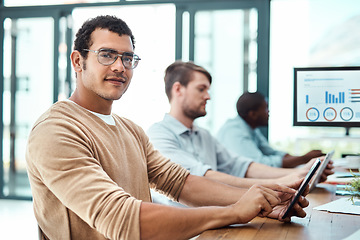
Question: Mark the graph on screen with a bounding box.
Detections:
[294,66,360,128]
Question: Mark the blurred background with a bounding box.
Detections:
[1,0,360,238]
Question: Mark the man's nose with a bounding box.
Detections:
[111,57,126,72]
[205,91,211,100]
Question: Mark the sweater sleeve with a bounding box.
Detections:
[26,118,142,240]
[129,121,190,202]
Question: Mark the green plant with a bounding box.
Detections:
[345,169,360,204]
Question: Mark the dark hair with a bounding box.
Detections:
[236,91,266,119]
[73,15,135,59]
[164,61,212,101]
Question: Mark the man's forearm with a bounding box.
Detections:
[282,154,307,168]
[245,162,295,178]
[140,202,235,240]
[141,175,243,240]
[179,174,246,207]
[204,170,278,189]
[140,175,300,240]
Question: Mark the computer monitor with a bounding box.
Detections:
[293,66,360,134]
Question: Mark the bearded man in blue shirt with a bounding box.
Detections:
[147,61,333,206]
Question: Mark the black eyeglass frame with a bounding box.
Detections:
[83,48,141,69]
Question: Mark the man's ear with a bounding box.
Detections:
[247,110,258,120]
[172,82,184,97]
[71,51,83,73]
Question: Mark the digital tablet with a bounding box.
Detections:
[281,158,321,219]
[308,150,335,192]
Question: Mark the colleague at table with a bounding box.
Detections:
[217,91,324,168]
[147,61,333,207]
[25,15,310,240]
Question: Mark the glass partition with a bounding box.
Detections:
[4,0,118,7]
[193,9,258,135]
[2,17,54,198]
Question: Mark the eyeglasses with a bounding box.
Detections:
[83,49,141,69]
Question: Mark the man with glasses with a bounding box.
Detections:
[26,15,309,240]
[83,48,140,68]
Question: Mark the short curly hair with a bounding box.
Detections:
[73,15,135,59]
[236,91,266,119]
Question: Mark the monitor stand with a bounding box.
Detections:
[345,127,350,136]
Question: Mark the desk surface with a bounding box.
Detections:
[196,184,360,240]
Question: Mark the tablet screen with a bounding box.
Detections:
[282,158,321,219]
[308,150,334,192]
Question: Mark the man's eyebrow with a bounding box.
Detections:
[99,48,118,53]
[99,48,134,54]
[197,83,210,88]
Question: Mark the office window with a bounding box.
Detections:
[4,0,118,7]
[2,17,54,198]
[194,9,258,135]
[270,0,360,156]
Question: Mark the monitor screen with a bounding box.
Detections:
[294,66,360,128]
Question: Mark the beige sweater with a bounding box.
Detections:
[26,101,189,240]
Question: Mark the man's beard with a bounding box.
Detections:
[182,104,206,120]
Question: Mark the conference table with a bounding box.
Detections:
[196,184,360,240]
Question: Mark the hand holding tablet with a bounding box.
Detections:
[308,150,335,192]
[282,158,321,219]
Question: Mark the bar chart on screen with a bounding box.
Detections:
[295,67,360,125]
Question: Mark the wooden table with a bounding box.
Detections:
[196,184,360,240]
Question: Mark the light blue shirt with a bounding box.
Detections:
[147,114,252,177]
[147,114,253,207]
[217,115,286,168]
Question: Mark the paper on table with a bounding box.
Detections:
[342,229,360,240]
[313,198,360,215]
[325,174,357,185]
